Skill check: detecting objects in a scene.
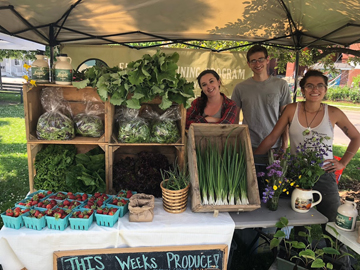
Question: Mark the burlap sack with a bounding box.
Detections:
[128,193,155,222]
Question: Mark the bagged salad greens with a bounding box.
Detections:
[116,107,150,143]
[74,96,104,137]
[146,106,181,143]
[36,87,75,140]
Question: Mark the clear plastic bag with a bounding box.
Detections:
[74,96,104,137]
[148,106,181,143]
[116,107,151,143]
[36,87,75,140]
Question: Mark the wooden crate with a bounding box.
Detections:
[108,145,184,194]
[187,124,260,213]
[27,143,107,193]
[109,98,186,146]
[23,84,110,143]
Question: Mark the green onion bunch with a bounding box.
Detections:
[196,132,248,205]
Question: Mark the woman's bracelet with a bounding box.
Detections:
[346,151,355,155]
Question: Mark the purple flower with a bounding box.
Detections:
[257,172,265,177]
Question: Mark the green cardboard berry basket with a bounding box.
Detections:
[105,198,129,218]
[95,208,120,227]
[69,208,94,230]
[1,210,29,229]
[23,214,46,230]
[45,213,70,231]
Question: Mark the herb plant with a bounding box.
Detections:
[271,217,338,269]
[160,161,189,190]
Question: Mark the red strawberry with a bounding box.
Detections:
[14,211,20,217]
[82,194,88,200]
[46,204,52,209]
[96,208,103,214]
[53,212,61,219]
[111,208,118,213]
[96,200,103,207]
[126,190,133,198]
[47,190,52,195]
[18,202,26,206]
[14,207,21,213]
[63,200,70,206]
[94,192,101,198]
[5,208,13,216]
[108,211,114,216]
[78,213,84,218]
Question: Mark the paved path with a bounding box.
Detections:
[334,110,360,146]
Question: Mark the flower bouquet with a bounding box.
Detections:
[257,149,295,211]
[287,131,332,190]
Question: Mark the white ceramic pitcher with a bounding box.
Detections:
[291,188,322,213]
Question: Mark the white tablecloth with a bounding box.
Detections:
[0,199,235,270]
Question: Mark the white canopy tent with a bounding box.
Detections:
[0,0,359,48]
[0,0,360,89]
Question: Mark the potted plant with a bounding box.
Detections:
[270,217,341,270]
[287,132,332,213]
[160,161,190,214]
[257,149,295,211]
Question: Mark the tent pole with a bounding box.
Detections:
[293,50,300,102]
[49,24,55,82]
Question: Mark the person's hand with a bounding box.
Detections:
[205,116,220,123]
[323,158,345,173]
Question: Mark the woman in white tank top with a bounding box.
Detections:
[254,70,360,222]
[254,70,359,175]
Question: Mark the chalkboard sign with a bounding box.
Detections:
[53,245,227,270]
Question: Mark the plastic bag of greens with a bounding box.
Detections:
[116,107,150,143]
[148,106,181,143]
[36,87,75,140]
[74,97,104,137]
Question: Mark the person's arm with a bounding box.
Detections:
[231,86,242,124]
[323,108,360,172]
[186,98,208,129]
[279,81,292,151]
[254,105,292,155]
[280,104,289,151]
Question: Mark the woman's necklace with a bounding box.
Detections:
[302,103,322,136]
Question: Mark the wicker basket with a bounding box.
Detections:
[160,180,190,214]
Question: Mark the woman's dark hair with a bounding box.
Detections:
[299,69,328,88]
[197,70,221,115]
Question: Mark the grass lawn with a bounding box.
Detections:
[0,95,29,227]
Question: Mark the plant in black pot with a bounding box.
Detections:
[270,217,339,269]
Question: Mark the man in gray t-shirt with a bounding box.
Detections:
[231,45,291,152]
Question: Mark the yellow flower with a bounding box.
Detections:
[286,191,289,195]
[283,189,287,192]
[296,185,299,187]
[30,80,36,86]
[273,185,278,191]
[279,181,282,184]
[290,182,295,186]
[23,63,31,70]
[265,179,269,183]
[298,175,302,179]
[22,75,29,81]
